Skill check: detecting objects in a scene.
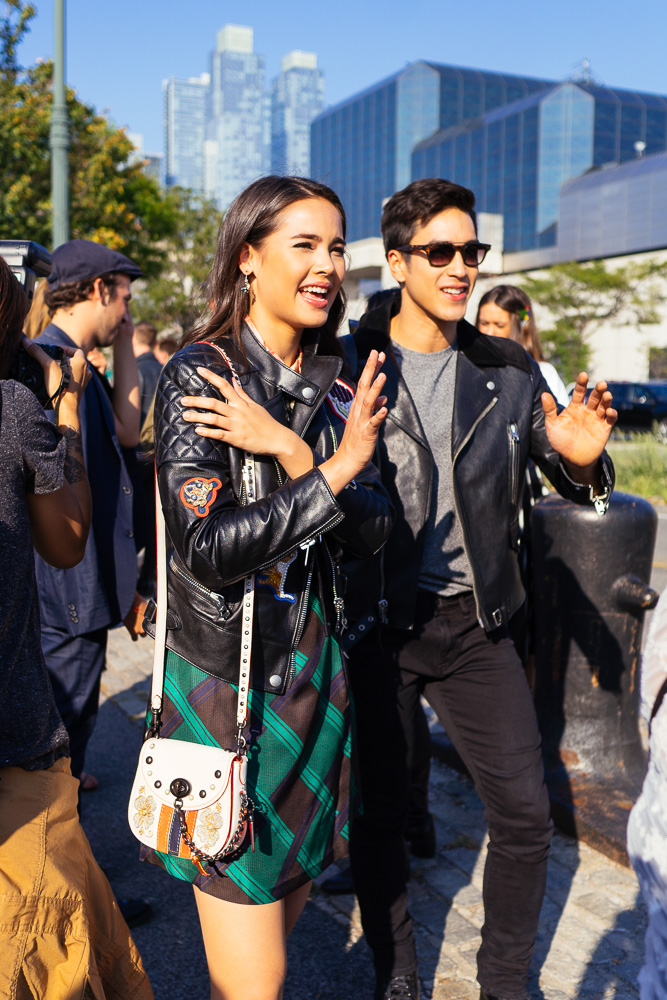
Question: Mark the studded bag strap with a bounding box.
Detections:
[150,343,255,745]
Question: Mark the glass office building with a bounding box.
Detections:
[310,62,553,242]
[412,81,667,253]
[208,25,269,209]
[163,75,209,192]
[558,149,667,262]
[271,51,324,177]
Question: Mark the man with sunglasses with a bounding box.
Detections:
[340,178,616,1000]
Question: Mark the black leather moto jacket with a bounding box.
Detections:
[342,295,615,633]
[147,325,393,693]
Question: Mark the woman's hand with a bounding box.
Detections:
[543,372,617,487]
[180,367,314,477]
[21,336,90,408]
[319,351,388,495]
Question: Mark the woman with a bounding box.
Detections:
[143,176,393,1000]
[476,284,570,406]
[0,256,152,998]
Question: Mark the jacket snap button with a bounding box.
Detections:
[125,529,134,538]
[269,674,282,687]
[302,386,315,400]
[122,485,132,495]
[486,381,495,391]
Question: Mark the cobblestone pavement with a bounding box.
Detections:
[104,628,647,1000]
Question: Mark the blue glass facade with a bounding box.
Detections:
[163,76,209,192]
[413,81,667,253]
[208,27,269,209]
[271,53,324,177]
[311,62,552,242]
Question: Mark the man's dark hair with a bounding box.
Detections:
[134,321,158,348]
[381,178,477,254]
[44,272,124,316]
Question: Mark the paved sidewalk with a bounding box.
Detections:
[104,627,647,1000]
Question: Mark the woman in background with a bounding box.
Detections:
[476,284,569,407]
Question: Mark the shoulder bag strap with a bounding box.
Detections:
[150,347,256,748]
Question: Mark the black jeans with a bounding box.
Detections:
[348,590,552,997]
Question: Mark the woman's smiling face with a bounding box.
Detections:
[242,197,346,338]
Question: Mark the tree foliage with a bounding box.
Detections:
[0,1,177,276]
[522,259,667,383]
[133,189,223,336]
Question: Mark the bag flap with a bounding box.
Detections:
[137,737,245,809]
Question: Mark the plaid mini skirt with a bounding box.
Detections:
[140,595,356,904]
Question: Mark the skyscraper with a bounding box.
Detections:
[271,51,324,177]
[163,74,209,192]
[207,25,269,209]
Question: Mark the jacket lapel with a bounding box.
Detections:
[452,320,505,457]
[239,326,342,439]
[355,301,430,451]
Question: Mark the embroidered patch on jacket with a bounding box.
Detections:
[257,550,297,603]
[180,477,222,517]
[326,378,355,423]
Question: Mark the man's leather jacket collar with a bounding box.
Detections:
[354,291,532,457]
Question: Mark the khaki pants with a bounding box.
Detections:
[0,757,152,1000]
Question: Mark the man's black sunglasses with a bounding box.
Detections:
[395,241,491,267]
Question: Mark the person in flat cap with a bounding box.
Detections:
[35,240,149,799]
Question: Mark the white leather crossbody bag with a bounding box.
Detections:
[128,360,256,872]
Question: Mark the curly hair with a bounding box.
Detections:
[44,272,123,316]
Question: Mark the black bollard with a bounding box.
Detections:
[531,491,658,864]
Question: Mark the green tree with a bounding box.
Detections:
[133,189,223,335]
[522,259,667,384]
[0,1,177,275]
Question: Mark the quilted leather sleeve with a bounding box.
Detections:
[154,345,345,591]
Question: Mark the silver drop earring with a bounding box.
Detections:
[243,273,250,294]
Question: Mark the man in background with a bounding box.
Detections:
[132,320,163,429]
[37,239,147,786]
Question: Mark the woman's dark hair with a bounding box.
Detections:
[381,178,478,254]
[476,284,545,362]
[0,255,30,379]
[183,175,347,359]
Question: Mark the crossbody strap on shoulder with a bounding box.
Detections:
[150,341,255,749]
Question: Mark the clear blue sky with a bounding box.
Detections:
[17,0,667,155]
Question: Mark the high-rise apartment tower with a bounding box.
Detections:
[271,51,324,177]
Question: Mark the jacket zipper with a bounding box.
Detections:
[508,422,520,509]
[321,537,346,633]
[170,556,228,610]
[452,396,498,626]
[287,547,315,688]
